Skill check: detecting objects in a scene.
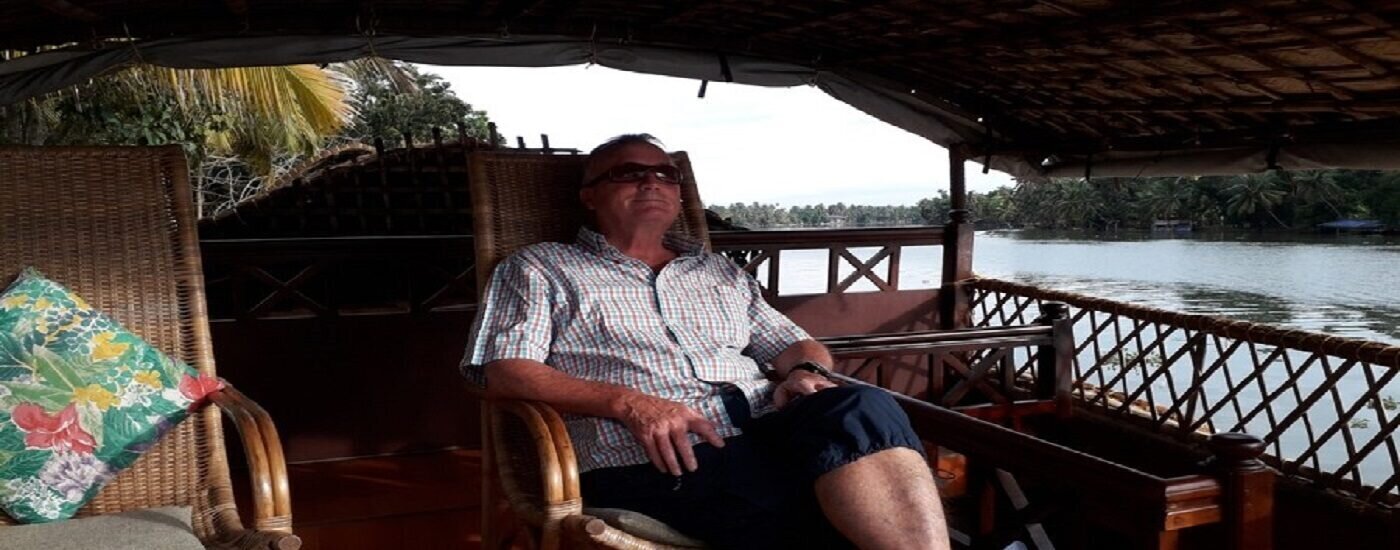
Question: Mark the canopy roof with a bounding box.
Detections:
[4,0,1400,178]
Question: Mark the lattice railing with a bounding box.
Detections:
[968,277,1400,509]
[711,227,941,299]
[200,235,476,320]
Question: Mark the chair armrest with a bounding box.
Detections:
[488,399,582,525]
[210,385,293,533]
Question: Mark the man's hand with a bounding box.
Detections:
[612,392,726,476]
[773,370,837,409]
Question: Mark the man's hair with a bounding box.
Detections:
[588,133,665,159]
[583,134,667,186]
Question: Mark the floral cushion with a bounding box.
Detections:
[0,268,223,523]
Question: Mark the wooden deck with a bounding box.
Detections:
[234,449,486,550]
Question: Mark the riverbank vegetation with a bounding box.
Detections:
[712,170,1400,230]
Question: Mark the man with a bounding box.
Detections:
[463,134,948,549]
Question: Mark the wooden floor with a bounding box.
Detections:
[233,449,486,550]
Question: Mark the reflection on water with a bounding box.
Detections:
[971,230,1400,345]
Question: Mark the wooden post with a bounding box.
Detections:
[940,147,973,329]
[1035,301,1075,418]
[1209,432,1275,550]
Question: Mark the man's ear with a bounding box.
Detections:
[579,186,596,210]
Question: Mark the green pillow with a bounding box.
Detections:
[0,268,223,523]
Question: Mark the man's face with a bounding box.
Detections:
[580,142,682,232]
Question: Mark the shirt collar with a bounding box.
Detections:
[576,226,704,259]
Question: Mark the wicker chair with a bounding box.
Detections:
[468,151,710,549]
[0,146,300,550]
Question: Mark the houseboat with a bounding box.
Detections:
[1,2,1398,549]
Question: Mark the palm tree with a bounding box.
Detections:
[1055,178,1102,228]
[22,64,353,175]
[1137,177,1194,223]
[1225,173,1289,228]
[1286,170,1346,218]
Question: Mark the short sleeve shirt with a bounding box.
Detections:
[462,227,810,472]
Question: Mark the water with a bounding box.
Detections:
[764,229,1400,489]
[770,229,1400,345]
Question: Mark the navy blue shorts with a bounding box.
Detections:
[580,385,924,549]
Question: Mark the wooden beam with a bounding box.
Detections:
[1231,2,1394,77]
[1324,0,1400,41]
[1166,19,1358,101]
[746,0,898,40]
[1006,99,1400,113]
[949,147,967,212]
[646,0,715,26]
[224,0,248,17]
[32,0,102,22]
[832,1,1233,66]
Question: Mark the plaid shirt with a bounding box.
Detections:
[463,226,810,472]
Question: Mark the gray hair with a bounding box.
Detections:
[588,133,665,159]
[583,134,667,186]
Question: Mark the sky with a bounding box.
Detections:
[429,64,1016,207]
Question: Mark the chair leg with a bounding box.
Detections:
[481,402,498,550]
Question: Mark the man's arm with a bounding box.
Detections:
[770,338,835,380]
[484,359,725,476]
[768,339,840,409]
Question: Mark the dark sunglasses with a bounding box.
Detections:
[584,163,683,187]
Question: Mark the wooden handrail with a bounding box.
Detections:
[711,226,942,249]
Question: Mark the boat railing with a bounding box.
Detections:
[710,227,943,299]
[967,277,1400,510]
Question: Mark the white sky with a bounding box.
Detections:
[429,65,1015,207]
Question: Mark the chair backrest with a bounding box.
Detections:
[467,151,710,296]
[0,146,237,538]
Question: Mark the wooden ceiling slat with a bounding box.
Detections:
[1008,99,1400,113]
[745,0,896,40]
[1326,0,1400,40]
[1167,20,1358,101]
[224,0,248,17]
[1232,2,1394,76]
[31,0,103,22]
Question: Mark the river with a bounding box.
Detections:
[774,229,1400,345]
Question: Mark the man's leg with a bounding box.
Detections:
[815,446,948,550]
[760,385,950,550]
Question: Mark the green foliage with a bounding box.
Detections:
[711,201,926,229]
[342,61,499,146]
[709,168,1400,230]
[1,80,218,163]
[971,170,1400,230]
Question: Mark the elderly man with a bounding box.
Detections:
[464,134,947,549]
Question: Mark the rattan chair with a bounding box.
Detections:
[0,146,300,550]
[468,151,710,549]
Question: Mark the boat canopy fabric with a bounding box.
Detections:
[4,1,1400,179]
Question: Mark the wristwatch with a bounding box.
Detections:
[789,361,833,380]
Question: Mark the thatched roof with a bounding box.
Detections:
[5,1,1400,178]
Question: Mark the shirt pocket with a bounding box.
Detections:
[586,286,669,351]
[668,284,750,350]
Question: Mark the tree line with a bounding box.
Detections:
[711,170,1400,230]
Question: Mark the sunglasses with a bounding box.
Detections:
[584,163,683,187]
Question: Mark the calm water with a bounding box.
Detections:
[773,229,1400,345]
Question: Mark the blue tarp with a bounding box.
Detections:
[1317,219,1385,230]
